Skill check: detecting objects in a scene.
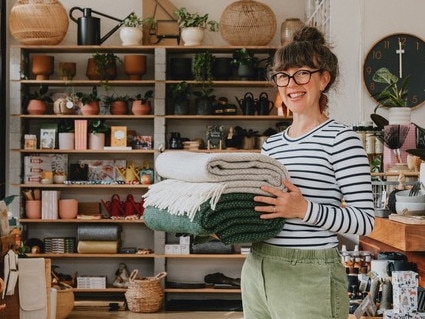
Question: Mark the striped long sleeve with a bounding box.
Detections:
[261,119,375,249]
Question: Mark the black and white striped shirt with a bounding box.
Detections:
[262,119,375,249]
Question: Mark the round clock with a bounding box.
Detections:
[363,33,425,109]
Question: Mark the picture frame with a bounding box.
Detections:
[40,128,56,149]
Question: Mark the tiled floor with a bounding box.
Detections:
[67,310,244,318]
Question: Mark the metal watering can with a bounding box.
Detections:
[69,7,132,45]
[256,92,274,115]
[235,92,256,115]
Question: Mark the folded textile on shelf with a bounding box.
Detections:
[77,240,120,254]
[144,193,285,245]
[77,224,122,241]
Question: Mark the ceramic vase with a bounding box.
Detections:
[119,27,143,46]
[58,132,75,150]
[124,55,147,80]
[131,100,151,115]
[31,55,54,80]
[58,199,78,219]
[388,107,411,125]
[181,27,205,46]
[58,62,76,80]
[280,18,304,46]
[27,99,47,115]
[238,64,255,81]
[88,133,105,150]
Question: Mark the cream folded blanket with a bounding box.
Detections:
[144,152,289,220]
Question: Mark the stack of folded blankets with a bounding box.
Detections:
[77,224,122,254]
[143,152,289,245]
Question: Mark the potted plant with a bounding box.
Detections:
[86,52,121,83]
[88,119,109,150]
[25,85,53,115]
[103,94,129,115]
[120,12,154,46]
[58,119,75,150]
[192,50,215,83]
[168,81,191,115]
[174,7,219,46]
[372,67,410,124]
[76,86,101,115]
[130,90,154,115]
[193,85,215,115]
[231,48,259,80]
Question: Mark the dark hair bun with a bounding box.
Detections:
[293,26,325,45]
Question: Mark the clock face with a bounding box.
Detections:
[363,33,425,109]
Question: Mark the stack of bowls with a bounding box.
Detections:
[395,189,425,215]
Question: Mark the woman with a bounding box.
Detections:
[241,27,375,319]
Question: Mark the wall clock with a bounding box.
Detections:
[363,33,425,109]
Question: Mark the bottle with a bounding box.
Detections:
[365,123,375,164]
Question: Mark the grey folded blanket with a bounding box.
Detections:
[77,224,122,241]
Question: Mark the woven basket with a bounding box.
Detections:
[56,287,74,319]
[125,270,167,313]
[219,0,276,46]
[9,0,69,45]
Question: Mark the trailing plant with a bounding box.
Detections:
[76,86,101,106]
[372,67,409,112]
[168,81,191,103]
[123,12,155,29]
[174,7,219,31]
[132,90,154,103]
[91,52,122,83]
[192,51,215,83]
[231,48,259,67]
[193,85,215,101]
[88,119,109,134]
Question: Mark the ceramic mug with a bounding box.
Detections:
[58,199,78,219]
[25,200,41,219]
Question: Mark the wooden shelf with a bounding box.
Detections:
[14,183,150,189]
[159,254,246,259]
[19,218,145,224]
[27,253,155,258]
[164,288,241,294]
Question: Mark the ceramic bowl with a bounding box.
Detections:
[396,201,425,215]
[395,189,425,203]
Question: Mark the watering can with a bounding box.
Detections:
[256,92,274,115]
[69,7,132,45]
[235,92,256,115]
[115,162,140,184]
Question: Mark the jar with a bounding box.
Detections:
[280,18,304,46]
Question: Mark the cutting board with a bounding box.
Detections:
[389,213,425,224]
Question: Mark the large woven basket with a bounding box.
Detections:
[125,270,167,313]
[56,287,74,319]
[220,0,276,46]
[9,0,69,45]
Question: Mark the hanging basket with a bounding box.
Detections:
[219,0,277,46]
[125,270,167,313]
[9,0,69,45]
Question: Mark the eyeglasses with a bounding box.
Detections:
[271,69,322,87]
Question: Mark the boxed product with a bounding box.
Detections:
[24,154,68,184]
[392,271,419,315]
[77,276,106,289]
[79,160,115,182]
[383,310,425,319]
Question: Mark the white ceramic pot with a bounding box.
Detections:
[58,132,74,150]
[119,27,143,46]
[388,107,411,125]
[181,27,205,46]
[88,133,105,150]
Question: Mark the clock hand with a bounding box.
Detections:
[396,40,404,78]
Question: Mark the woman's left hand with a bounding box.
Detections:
[254,179,308,220]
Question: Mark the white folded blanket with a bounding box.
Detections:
[144,152,289,220]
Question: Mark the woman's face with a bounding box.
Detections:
[276,66,330,115]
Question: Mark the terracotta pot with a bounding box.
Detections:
[25,200,41,219]
[86,58,117,81]
[80,101,100,115]
[31,55,54,80]
[58,62,76,80]
[27,99,47,115]
[131,100,151,115]
[110,100,128,115]
[124,55,147,80]
[58,199,78,219]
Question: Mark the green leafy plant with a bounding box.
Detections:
[231,48,259,67]
[193,85,215,100]
[123,12,155,28]
[91,52,121,84]
[88,119,109,134]
[192,51,215,83]
[58,119,74,133]
[132,90,154,103]
[27,84,53,103]
[76,86,101,105]
[372,67,409,112]
[103,94,130,107]
[174,7,219,31]
[168,81,191,103]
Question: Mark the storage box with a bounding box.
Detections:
[77,276,106,289]
[383,310,425,319]
[392,271,419,314]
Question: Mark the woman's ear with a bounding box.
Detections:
[320,70,331,91]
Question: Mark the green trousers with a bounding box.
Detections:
[241,242,349,319]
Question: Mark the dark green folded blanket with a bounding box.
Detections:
[143,193,285,245]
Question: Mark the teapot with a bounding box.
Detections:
[69,7,132,45]
[256,92,274,115]
[235,92,256,115]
